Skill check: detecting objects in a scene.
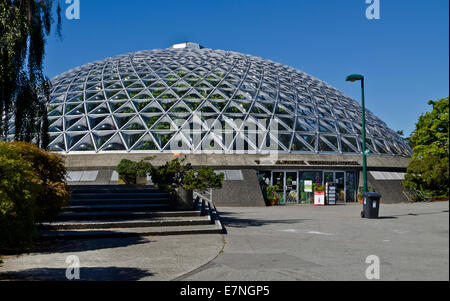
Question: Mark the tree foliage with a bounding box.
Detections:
[116,158,153,185]
[403,97,449,199]
[0,0,61,148]
[0,141,70,253]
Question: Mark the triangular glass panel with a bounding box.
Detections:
[114,114,134,129]
[233,100,251,113]
[141,102,164,113]
[150,80,167,89]
[278,117,294,130]
[209,100,227,112]
[132,90,153,100]
[121,131,146,149]
[92,131,114,149]
[87,102,108,115]
[318,135,338,152]
[225,102,246,114]
[184,91,202,100]
[151,131,176,149]
[275,103,290,115]
[72,135,95,151]
[93,116,116,131]
[159,100,177,111]
[110,90,128,101]
[169,102,191,113]
[65,116,83,130]
[141,114,162,129]
[291,134,314,152]
[199,102,218,113]
[66,93,83,103]
[122,116,146,130]
[49,118,63,132]
[115,104,137,114]
[88,115,108,129]
[66,104,86,116]
[341,136,359,153]
[127,82,145,89]
[132,134,159,151]
[132,100,151,112]
[48,135,65,152]
[67,117,89,132]
[258,101,274,114]
[158,90,177,100]
[184,100,202,111]
[108,101,127,112]
[152,116,176,131]
[66,132,87,150]
[85,82,102,91]
[100,134,126,151]
[319,120,336,133]
[105,82,123,90]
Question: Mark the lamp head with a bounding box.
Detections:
[346,74,364,82]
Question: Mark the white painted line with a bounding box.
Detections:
[280,229,335,236]
[306,231,334,236]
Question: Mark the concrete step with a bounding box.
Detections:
[53,210,201,221]
[63,203,172,213]
[71,192,170,200]
[38,223,223,240]
[69,198,171,206]
[69,185,159,194]
[40,215,212,230]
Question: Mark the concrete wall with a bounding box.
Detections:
[61,153,410,170]
[367,173,410,204]
[212,169,266,207]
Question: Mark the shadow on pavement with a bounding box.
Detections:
[218,211,308,228]
[0,266,154,281]
[33,236,153,255]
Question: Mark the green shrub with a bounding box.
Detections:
[0,155,40,252]
[183,166,224,192]
[0,141,70,253]
[116,158,153,184]
[149,157,192,192]
[149,157,224,193]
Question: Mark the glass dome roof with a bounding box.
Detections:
[46,43,412,157]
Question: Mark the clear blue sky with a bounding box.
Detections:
[44,0,449,136]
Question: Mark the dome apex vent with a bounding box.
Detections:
[171,42,203,49]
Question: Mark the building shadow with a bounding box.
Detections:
[217,211,308,229]
[0,266,154,281]
[377,216,398,219]
[32,235,153,255]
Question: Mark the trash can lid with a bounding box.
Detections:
[362,192,381,198]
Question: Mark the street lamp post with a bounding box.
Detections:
[346,74,368,193]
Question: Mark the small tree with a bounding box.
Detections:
[116,158,153,184]
[403,97,449,200]
[183,166,224,192]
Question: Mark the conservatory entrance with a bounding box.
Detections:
[262,170,358,205]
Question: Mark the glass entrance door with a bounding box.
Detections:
[335,172,345,203]
[272,171,285,204]
[285,172,298,204]
[323,171,346,203]
[271,171,298,204]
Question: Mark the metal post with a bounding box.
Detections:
[360,79,368,193]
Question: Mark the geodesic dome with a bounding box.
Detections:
[46,42,412,157]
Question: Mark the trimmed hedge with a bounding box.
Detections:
[0,142,71,253]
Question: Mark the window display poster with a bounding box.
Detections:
[304,180,313,192]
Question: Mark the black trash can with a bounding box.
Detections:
[361,192,382,219]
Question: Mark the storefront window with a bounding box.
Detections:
[298,171,323,204]
[345,171,357,202]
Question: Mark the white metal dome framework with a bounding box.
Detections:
[45,42,412,157]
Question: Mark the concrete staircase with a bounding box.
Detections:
[38,185,223,239]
